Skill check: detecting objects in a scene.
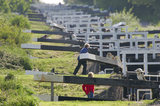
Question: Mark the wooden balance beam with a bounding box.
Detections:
[79,53,123,69]
[34,74,159,89]
[21,43,81,52]
[34,74,159,101]
[21,44,98,53]
[34,38,84,46]
[31,30,71,37]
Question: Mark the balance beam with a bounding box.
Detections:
[58,96,111,101]
[21,44,98,53]
[80,53,123,69]
[21,43,81,52]
[31,30,71,36]
[34,38,84,45]
[34,74,159,89]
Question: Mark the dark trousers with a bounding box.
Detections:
[87,92,94,98]
[73,60,87,75]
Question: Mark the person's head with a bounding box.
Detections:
[84,43,90,48]
[88,72,94,78]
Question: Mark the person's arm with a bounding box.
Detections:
[82,84,85,91]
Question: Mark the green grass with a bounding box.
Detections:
[30,50,78,73]
[0,69,25,75]
[40,101,140,106]
[30,21,51,31]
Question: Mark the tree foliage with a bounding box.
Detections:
[110,8,140,29]
[128,0,160,23]
[64,0,160,23]
[0,15,30,46]
[10,15,30,29]
[0,0,32,14]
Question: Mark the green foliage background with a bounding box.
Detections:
[64,0,160,24]
[0,0,32,14]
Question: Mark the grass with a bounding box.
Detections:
[30,50,78,73]
[0,69,25,75]
[30,21,51,31]
[40,101,141,106]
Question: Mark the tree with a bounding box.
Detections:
[128,0,160,23]
[10,15,30,29]
[64,0,160,23]
[0,0,32,14]
[0,0,10,13]
[0,15,30,46]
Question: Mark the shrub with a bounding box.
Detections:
[5,73,15,81]
[0,0,32,14]
[0,14,31,46]
[5,96,38,106]
[10,15,30,29]
[0,77,39,106]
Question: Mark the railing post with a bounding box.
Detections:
[51,82,54,101]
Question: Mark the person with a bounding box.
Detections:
[73,43,90,75]
[82,72,94,98]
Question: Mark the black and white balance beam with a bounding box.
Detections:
[34,74,159,89]
[21,44,81,52]
[33,38,84,45]
[58,96,111,101]
[31,30,72,37]
[79,53,123,69]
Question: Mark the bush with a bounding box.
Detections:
[5,96,38,106]
[0,0,32,14]
[10,15,30,29]
[5,73,15,81]
[110,8,140,31]
[0,14,31,46]
[0,77,39,106]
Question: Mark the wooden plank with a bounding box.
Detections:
[27,13,44,18]
[137,30,160,34]
[21,44,41,49]
[34,74,63,83]
[36,38,84,45]
[51,83,54,101]
[21,44,98,53]
[21,43,81,52]
[29,19,45,22]
[34,74,159,89]
[41,45,81,52]
[80,53,123,69]
[58,96,111,101]
[31,30,71,36]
